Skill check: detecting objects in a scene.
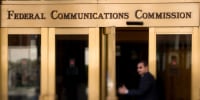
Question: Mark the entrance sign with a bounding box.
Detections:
[1,3,199,27]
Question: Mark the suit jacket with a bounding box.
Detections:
[127,72,158,100]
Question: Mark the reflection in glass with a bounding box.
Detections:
[8,35,41,100]
[156,35,191,100]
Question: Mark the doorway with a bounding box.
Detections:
[55,35,88,100]
[115,27,149,100]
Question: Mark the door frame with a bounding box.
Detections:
[0,28,45,100]
[0,27,101,100]
[101,27,117,100]
[48,28,100,100]
[150,27,200,100]
[1,27,199,100]
[102,27,152,100]
[100,27,199,100]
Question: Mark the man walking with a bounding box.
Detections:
[118,60,158,100]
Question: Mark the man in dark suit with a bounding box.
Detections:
[118,60,158,100]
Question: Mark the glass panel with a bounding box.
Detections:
[56,35,88,100]
[8,35,41,100]
[156,35,191,100]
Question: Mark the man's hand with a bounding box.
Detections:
[118,85,128,95]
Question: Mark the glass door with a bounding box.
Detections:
[55,29,88,100]
[157,34,191,100]
[151,27,200,100]
[0,28,101,100]
[48,28,100,100]
[101,27,150,100]
[0,28,46,100]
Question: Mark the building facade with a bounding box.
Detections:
[1,0,200,100]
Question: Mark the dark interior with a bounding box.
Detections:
[56,35,88,100]
[55,27,149,100]
[116,27,149,100]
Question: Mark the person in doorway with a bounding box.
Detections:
[118,60,158,100]
[65,58,79,100]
